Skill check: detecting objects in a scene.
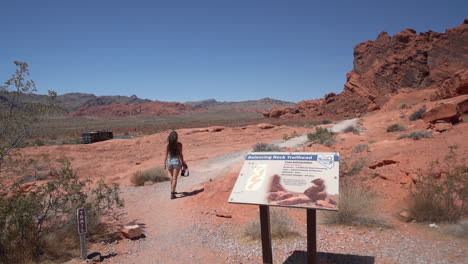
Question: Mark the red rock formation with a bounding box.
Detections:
[265,20,468,119]
[69,100,201,117]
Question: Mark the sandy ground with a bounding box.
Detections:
[10,90,468,264]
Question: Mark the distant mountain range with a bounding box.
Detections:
[185,97,295,112]
[1,92,294,117]
[0,92,151,111]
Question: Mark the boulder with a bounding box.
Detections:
[422,103,461,124]
[210,126,225,132]
[257,123,275,129]
[399,211,413,222]
[121,225,142,239]
[428,121,453,132]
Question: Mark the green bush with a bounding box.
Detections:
[0,160,124,263]
[354,144,369,153]
[407,148,467,222]
[343,125,360,134]
[322,182,387,226]
[244,208,298,240]
[252,143,283,152]
[131,167,169,186]
[386,123,406,132]
[307,128,335,146]
[409,107,426,121]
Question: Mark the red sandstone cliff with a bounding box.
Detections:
[265,19,468,119]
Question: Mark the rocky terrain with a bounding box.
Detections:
[264,19,468,120]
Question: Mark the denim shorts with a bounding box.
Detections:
[167,157,182,169]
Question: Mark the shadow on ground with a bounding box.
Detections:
[178,188,205,198]
[283,250,375,264]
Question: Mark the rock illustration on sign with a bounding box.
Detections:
[246,164,267,191]
[267,175,338,209]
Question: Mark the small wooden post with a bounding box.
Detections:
[77,208,87,260]
[307,209,317,264]
[259,205,273,264]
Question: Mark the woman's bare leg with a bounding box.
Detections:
[168,168,175,191]
[171,168,181,193]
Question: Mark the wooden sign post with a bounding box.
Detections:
[77,208,87,260]
[260,205,273,264]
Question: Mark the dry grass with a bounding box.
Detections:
[307,127,335,146]
[353,143,369,153]
[131,167,169,186]
[243,208,298,240]
[322,181,388,227]
[386,123,406,132]
[440,220,468,239]
[398,130,432,140]
[407,148,467,222]
[343,125,360,134]
[409,107,426,121]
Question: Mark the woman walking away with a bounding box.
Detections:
[164,131,187,199]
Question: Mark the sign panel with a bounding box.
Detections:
[228,152,339,210]
[77,208,87,234]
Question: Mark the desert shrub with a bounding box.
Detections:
[409,107,426,121]
[408,130,432,140]
[340,158,367,177]
[399,130,432,140]
[307,128,335,146]
[397,133,409,140]
[407,147,467,222]
[244,208,298,240]
[353,144,369,153]
[440,220,468,239]
[322,181,386,226]
[0,61,59,170]
[252,143,283,152]
[131,167,169,186]
[386,123,406,132]
[0,160,124,263]
[398,103,407,109]
[343,125,360,134]
[309,119,333,126]
[368,138,377,144]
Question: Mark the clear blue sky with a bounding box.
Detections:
[1,0,466,103]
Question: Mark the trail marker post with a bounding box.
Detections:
[229,152,339,264]
[77,208,87,260]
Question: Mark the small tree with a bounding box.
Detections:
[0,61,57,169]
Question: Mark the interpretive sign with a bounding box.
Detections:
[229,152,339,210]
